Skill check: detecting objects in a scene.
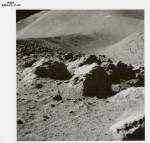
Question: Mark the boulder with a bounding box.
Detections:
[110,112,144,140]
[64,52,73,60]
[22,58,72,84]
[101,61,135,83]
[100,61,144,85]
[71,63,112,98]
[110,87,144,140]
[22,59,36,67]
[116,61,135,80]
[53,94,62,101]
[35,60,72,80]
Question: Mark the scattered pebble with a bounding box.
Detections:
[17,119,24,125]
[53,94,62,101]
[36,83,43,89]
[43,115,49,121]
[51,104,55,107]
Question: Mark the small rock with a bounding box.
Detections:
[22,56,28,60]
[23,59,36,67]
[53,94,62,101]
[98,55,112,63]
[36,83,43,89]
[43,115,49,121]
[79,55,101,66]
[112,84,121,94]
[126,79,139,86]
[69,111,75,114]
[17,119,24,125]
[51,104,55,107]
[64,52,73,60]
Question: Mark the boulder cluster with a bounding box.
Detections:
[22,53,144,97]
[68,54,144,98]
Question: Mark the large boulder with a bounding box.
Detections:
[110,87,144,140]
[22,58,72,83]
[70,63,112,98]
[35,60,72,80]
[101,61,139,83]
[115,61,135,80]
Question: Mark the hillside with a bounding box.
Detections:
[97,31,144,66]
[17,10,144,65]
[17,10,143,41]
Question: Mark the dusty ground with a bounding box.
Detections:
[17,77,121,141]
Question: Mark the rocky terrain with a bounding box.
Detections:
[17,40,144,141]
[17,10,144,141]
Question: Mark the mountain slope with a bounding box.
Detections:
[17,11,48,32]
[97,32,144,66]
[16,10,144,66]
[17,10,143,40]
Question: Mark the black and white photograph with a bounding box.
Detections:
[16,10,145,141]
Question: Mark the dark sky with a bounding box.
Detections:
[16,10,42,22]
[16,10,144,22]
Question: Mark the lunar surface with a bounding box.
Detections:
[17,10,144,141]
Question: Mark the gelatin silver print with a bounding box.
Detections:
[16,10,144,141]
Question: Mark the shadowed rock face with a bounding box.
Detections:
[69,62,112,98]
[123,126,145,140]
[115,61,134,79]
[35,60,72,80]
[109,61,135,83]
[22,58,72,84]
[101,61,144,87]
[82,66,112,98]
